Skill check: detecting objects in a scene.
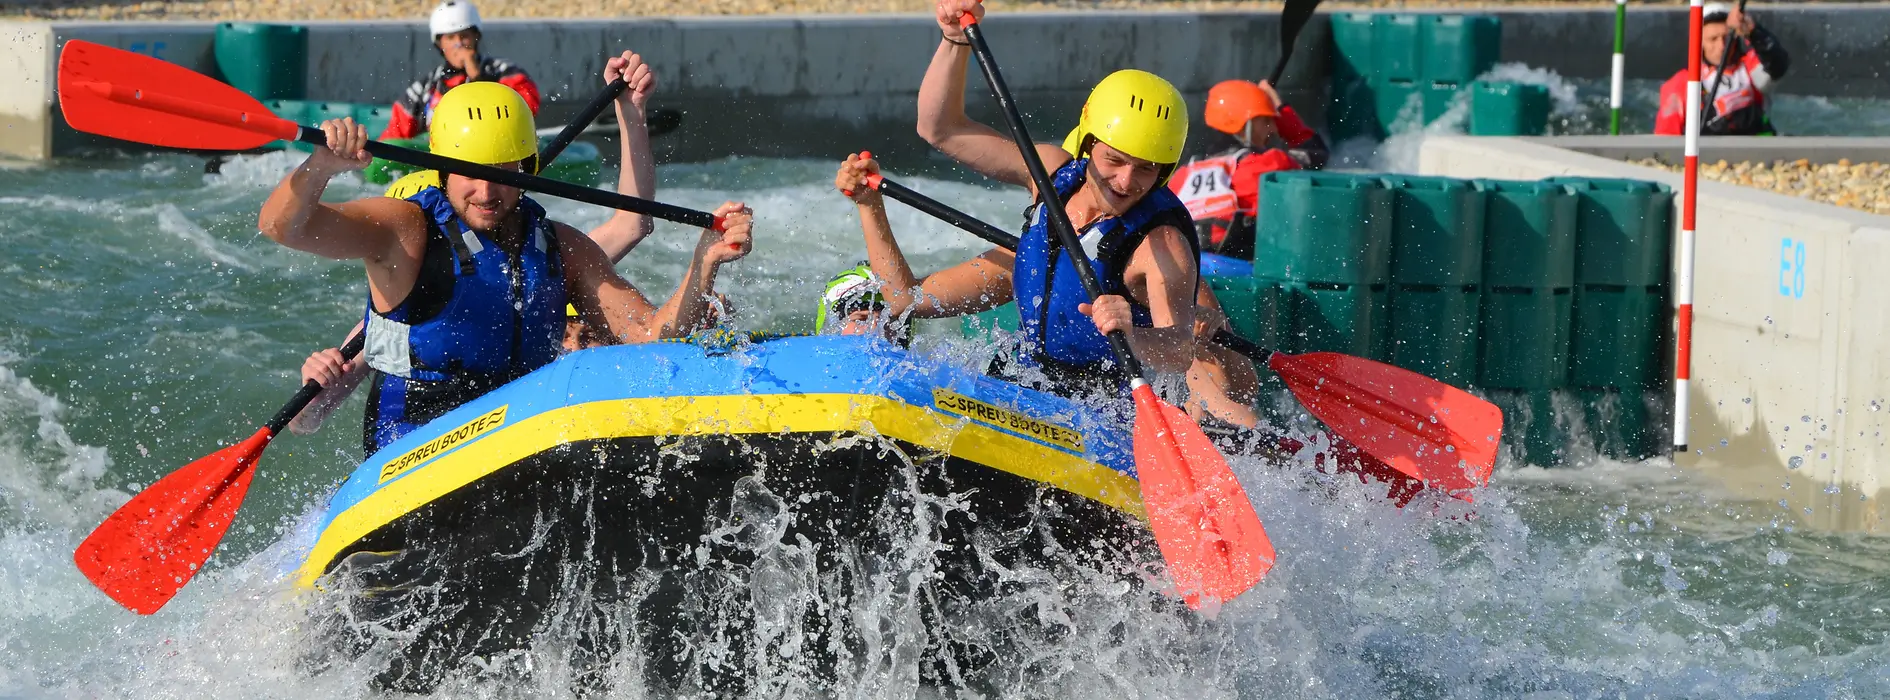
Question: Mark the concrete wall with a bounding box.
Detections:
[0,13,1327,162]
[1421,135,1890,531]
[5,3,1890,161]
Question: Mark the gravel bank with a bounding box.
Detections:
[0,0,1772,21]
[1634,157,1890,215]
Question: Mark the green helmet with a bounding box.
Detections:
[814,264,886,334]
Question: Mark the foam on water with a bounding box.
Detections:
[4,151,1890,696]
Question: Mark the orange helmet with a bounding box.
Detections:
[1204,80,1277,135]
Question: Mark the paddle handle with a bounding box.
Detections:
[961,22,1146,382]
[540,77,627,168]
[264,331,366,435]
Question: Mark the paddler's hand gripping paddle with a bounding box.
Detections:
[853,159,1500,502]
[61,39,661,614]
[953,9,1276,610]
[55,40,729,232]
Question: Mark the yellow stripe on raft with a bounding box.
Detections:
[296,393,1145,588]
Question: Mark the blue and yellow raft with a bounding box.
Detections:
[295,334,1155,590]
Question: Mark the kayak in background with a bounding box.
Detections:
[1200,251,1254,278]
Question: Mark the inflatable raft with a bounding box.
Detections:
[294,334,1164,690]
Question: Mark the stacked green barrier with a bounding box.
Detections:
[1475,179,1578,463]
[1328,14,1500,141]
[1469,82,1551,136]
[214,23,307,100]
[1255,172,1393,358]
[1381,175,1484,387]
[1551,177,1674,460]
[961,302,1020,342]
[1328,13,1379,143]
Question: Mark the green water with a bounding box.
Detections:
[3,151,1890,696]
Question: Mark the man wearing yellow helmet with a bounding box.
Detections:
[891,0,1198,396]
[261,75,753,455]
[285,51,674,437]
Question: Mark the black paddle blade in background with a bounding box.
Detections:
[1269,0,1326,84]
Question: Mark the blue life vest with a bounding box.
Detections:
[361,187,567,454]
[1011,158,1197,378]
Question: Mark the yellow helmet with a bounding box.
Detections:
[1060,127,1082,157]
[383,169,441,199]
[427,82,538,169]
[1074,70,1188,166]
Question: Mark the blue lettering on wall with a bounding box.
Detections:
[1779,237,1807,299]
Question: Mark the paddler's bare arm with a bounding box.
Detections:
[585,50,660,263]
[558,202,753,342]
[1082,224,1198,374]
[834,153,1013,318]
[918,0,1072,197]
[259,118,425,265]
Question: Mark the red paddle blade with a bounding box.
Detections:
[1131,384,1275,609]
[57,40,285,151]
[1269,352,1502,497]
[73,427,274,614]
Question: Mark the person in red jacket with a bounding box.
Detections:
[1166,79,1327,260]
[1655,3,1789,136]
[380,0,544,140]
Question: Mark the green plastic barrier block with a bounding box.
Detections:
[960,302,1019,341]
[1382,175,1485,286]
[1569,286,1666,389]
[1423,81,1463,123]
[352,104,393,139]
[1478,288,1572,390]
[1549,177,1675,288]
[215,23,307,100]
[1488,389,1566,466]
[1207,275,1260,342]
[1423,15,1501,84]
[1469,81,1551,136]
[1387,286,1481,387]
[1373,80,1423,132]
[1210,276,1291,352]
[1476,179,1577,290]
[1255,172,1393,285]
[1328,79,1381,143]
[1330,13,1377,83]
[1373,15,1424,83]
[1283,281,1388,359]
[1579,387,1663,461]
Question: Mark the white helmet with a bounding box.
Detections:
[429,0,481,38]
[1702,3,1731,22]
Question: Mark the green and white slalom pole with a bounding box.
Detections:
[1611,0,1626,134]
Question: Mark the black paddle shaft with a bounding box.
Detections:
[295,127,718,229]
[1268,0,1324,85]
[540,77,628,167]
[875,174,1277,364]
[875,176,1020,249]
[265,331,366,434]
[961,22,1148,381]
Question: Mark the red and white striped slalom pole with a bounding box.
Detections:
[1674,0,1703,453]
